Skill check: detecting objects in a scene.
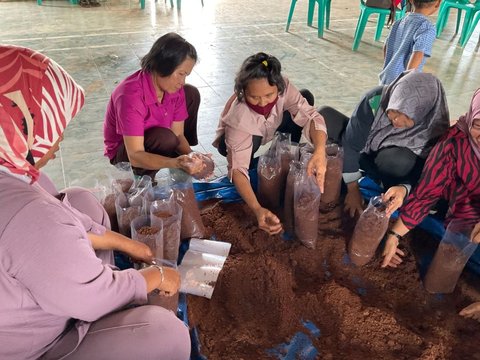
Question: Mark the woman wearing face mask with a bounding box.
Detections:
[0,45,190,360]
[104,32,207,180]
[318,71,450,218]
[212,52,328,235]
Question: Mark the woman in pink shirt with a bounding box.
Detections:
[104,32,206,179]
[213,53,328,235]
[0,45,190,360]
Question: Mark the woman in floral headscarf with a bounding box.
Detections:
[0,45,190,360]
[382,89,480,320]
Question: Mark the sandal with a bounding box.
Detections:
[79,0,91,7]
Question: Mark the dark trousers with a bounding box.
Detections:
[111,84,200,179]
[217,89,315,168]
[318,105,424,188]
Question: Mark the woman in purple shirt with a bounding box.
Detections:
[0,45,190,360]
[104,32,206,179]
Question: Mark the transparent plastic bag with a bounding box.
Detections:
[147,259,180,314]
[131,214,163,260]
[294,171,322,249]
[170,169,206,240]
[126,175,153,208]
[150,199,182,262]
[110,162,135,193]
[423,220,478,294]
[143,185,174,215]
[115,192,142,237]
[257,151,282,212]
[320,143,344,208]
[283,160,302,236]
[348,196,389,266]
[184,152,215,180]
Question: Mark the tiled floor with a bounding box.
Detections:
[1,0,479,188]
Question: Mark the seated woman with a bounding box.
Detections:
[212,52,328,235]
[381,89,480,321]
[104,32,206,180]
[0,45,190,360]
[319,71,450,217]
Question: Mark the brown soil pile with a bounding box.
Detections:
[188,202,480,360]
[137,226,160,235]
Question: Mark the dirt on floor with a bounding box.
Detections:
[188,201,480,360]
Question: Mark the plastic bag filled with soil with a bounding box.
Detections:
[150,199,182,262]
[109,162,135,193]
[423,220,478,294]
[170,169,206,240]
[257,151,283,213]
[143,185,174,215]
[283,160,302,236]
[272,132,293,198]
[115,192,142,238]
[320,143,344,209]
[147,259,181,313]
[348,196,389,266]
[183,152,215,180]
[126,175,152,209]
[294,171,322,249]
[131,214,163,260]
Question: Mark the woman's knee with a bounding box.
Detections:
[375,147,417,178]
[139,306,191,360]
[184,84,201,110]
[63,187,110,228]
[144,127,180,156]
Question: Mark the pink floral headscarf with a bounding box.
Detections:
[456,89,480,160]
[0,45,84,183]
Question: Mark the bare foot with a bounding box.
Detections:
[459,302,480,321]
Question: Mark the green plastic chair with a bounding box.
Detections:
[461,7,480,46]
[352,0,406,51]
[436,0,480,42]
[285,0,332,38]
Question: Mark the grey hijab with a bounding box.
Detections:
[363,71,450,158]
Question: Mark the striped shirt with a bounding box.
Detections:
[379,13,436,85]
[401,126,480,229]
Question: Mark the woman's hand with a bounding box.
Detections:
[307,149,327,193]
[344,182,364,218]
[253,207,283,235]
[177,155,203,175]
[381,235,405,268]
[383,185,408,217]
[157,267,181,295]
[471,222,480,244]
[124,240,154,264]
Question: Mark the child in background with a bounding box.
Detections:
[379,0,440,85]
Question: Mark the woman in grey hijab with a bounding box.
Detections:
[319,71,449,217]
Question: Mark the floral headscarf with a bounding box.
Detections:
[0,45,84,183]
[456,89,480,160]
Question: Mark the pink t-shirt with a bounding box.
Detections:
[103,70,189,160]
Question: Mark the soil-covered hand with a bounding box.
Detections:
[381,235,405,268]
[254,207,283,235]
[344,182,364,218]
[177,154,204,175]
[471,222,480,244]
[158,267,181,295]
[307,149,327,193]
[383,185,408,217]
[124,239,154,264]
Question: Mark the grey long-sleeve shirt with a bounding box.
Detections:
[0,171,147,360]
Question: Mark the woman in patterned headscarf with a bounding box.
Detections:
[382,89,480,268]
[0,45,190,360]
